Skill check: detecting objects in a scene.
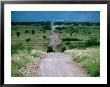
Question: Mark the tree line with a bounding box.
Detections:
[11,21,100,26]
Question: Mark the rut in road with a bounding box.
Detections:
[38,52,89,77]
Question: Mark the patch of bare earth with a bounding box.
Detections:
[19,56,45,77]
[19,53,89,77]
[39,53,89,77]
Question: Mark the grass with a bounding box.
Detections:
[64,47,100,76]
[11,24,99,51]
[11,49,46,77]
[11,24,51,51]
[11,22,100,77]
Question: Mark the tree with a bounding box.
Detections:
[32,30,35,34]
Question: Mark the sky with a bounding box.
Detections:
[11,11,100,22]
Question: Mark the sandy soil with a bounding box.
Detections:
[39,53,89,77]
[19,52,89,77]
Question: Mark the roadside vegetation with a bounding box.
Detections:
[11,48,46,76]
[11,21,100,77]
[64,47,100,76]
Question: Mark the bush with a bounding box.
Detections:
[43,35,46,38]
[25,30,30,34]
[16,32,20,37]
[65,41,70,45]
[73,50,90,63]
[11,49,46,76]
[11,50,32,76]
[83,58,100,76]
[67,41,86,49]
[11,43,25,54]
[30,49,45,58]
[62,38,81,41]
[26,47,32,52]
[32,30,35,34]
[86,37,100,46]
[61,46,66,52]
[64,48,100,77]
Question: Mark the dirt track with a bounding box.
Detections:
[20,52,89,77]
[39,53,89,77]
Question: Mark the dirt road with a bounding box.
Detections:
[38,53,89,77]
[20,52,89,77]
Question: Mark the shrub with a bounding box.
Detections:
[83,58,100,76]
[32,30,35,34]
[26,47,32,52]
[68,41,86,49]
[26,38,31,42]
[73,50,90,63]
[43,35,46,38]
[11,43,25,54]
[65,41,70,45]
[11,51,32,76]
[61,46,66,52]
[64,48,100,77]
[16,32,20,37]
[86,37,100,46]
[25,30,29,34]
[30,49,46,57]
[11,49,46,76]
[70,33,72,36]
[62,38,81,41]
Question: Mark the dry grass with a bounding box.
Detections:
[64,47,100,76]
[11,49,46,76]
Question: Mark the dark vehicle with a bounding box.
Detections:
[47,46,55,53]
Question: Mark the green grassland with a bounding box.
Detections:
[11,22,100,77]
[11,22,100,52]
[64,47,100,76]
[11,24,51,52]
[11,49,46,76]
